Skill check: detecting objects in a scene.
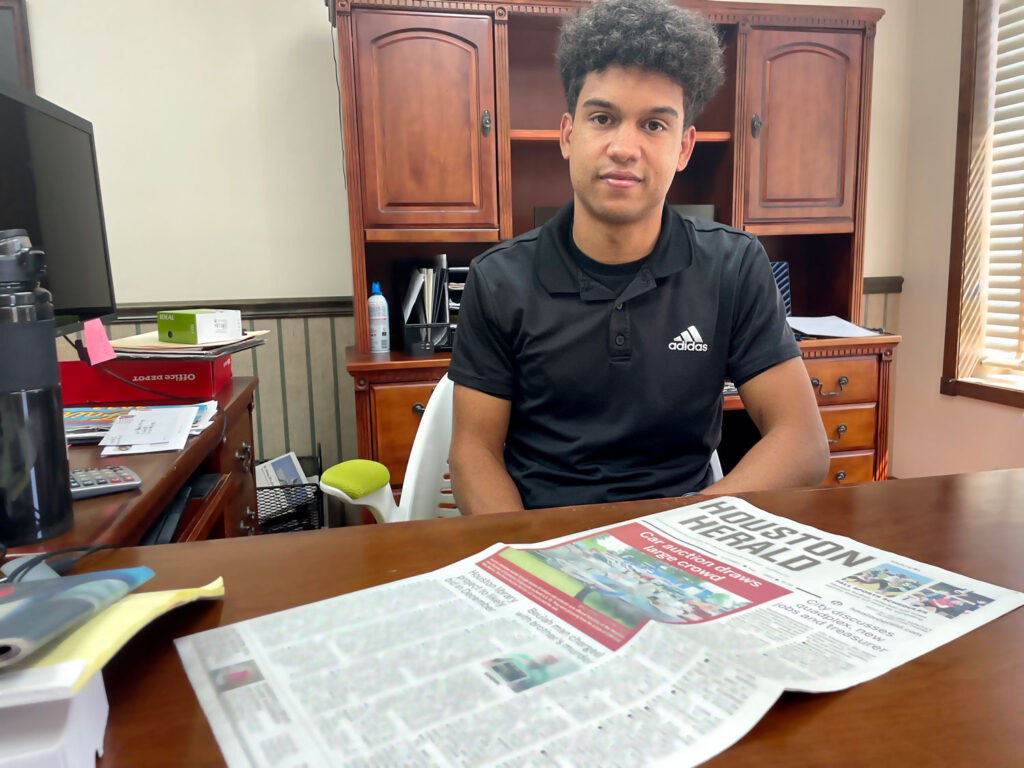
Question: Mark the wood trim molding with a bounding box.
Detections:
[850,24,875,326]
[493,19,514,240]
[943,0,982,383]
[114,297,354,323]
[939,0,1023,408]
[337,12,371,354]
[797,336,901,360]
[341,0,577,15]
[337,0,882,26]
[940,378,1024,409]
[0,0,34,91]
[875,352,893,480]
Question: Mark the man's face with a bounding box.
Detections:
[560,65,696,228]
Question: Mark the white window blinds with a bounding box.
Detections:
[981,2,1024,378]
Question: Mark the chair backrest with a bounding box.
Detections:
[393,373,723,521]
[393,373,458,522]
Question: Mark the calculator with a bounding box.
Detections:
[69,466,143,500]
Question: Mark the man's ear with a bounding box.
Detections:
[676,124,697,172]
[559,112,573,160]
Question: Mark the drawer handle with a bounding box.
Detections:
[412,403,425,416]
[235,441,253,472]
[811,375,848,397]
[835,470,847,484]
[827,423,847,444]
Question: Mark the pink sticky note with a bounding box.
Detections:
[83,318,117,365]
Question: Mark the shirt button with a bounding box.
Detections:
[615,334,625,346]
[615,303,623,310]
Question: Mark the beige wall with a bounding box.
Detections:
[26,0,351,303]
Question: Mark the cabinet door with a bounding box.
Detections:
[370,381,436,486]
[353,10,498,229]
[743,28,863,229]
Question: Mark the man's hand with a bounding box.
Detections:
[706,357,829,494]
[450,384,525,515]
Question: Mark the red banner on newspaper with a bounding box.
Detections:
[478,522,791,650]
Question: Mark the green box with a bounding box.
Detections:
[157,309,242,344]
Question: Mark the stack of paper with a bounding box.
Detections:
[110,329,269,359]
[64,401,218,445]
[0,573,224,768]
[402,254,449,346]
[786,316,881,338]
[95,402,217,456]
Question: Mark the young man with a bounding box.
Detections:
[448,0,829,515]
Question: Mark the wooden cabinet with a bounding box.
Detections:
[742,28,864,232]
[11,378,260,554]
[333,1,895,497]
[352,10,498,232]
[203,397,259,537]
[801,336,900,484]
[347,350,448,490]
[370,381,437,486]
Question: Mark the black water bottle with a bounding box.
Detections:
[0,228,73,547]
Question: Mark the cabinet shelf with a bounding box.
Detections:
[509,129,733,142]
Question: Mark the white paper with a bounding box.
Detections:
[254,452,308,488]
[401,271,425,323]
[787,315,881,338]
[99,406,198,447]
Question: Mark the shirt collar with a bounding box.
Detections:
[536,202,693,296]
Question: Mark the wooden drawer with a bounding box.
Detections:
[819,403,876,451]
[204,404,259,537]
[371,381,436,485]
[804,357,878,405]
[821,450,875,486]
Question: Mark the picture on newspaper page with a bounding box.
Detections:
[175,497,1024,768]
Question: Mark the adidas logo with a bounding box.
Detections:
[668,325,708,352]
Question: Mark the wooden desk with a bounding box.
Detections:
[77,469,1024,766]
[10,377,259,555]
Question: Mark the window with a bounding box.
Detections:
[943,0,1024,408]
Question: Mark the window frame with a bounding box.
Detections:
[942,0,1024,409]
[0,0,33,91]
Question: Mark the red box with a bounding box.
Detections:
[59,356,233,404]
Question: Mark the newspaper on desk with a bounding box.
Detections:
[175,497,1024,768]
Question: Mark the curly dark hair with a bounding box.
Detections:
[557,0,725,127]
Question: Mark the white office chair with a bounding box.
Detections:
[321,374,458,524]
[320,373,724,524]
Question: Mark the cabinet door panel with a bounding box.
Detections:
[354,10,497,228]
[744,28,862,228]
[370,381,436,486]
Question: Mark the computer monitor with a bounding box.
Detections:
[0,79,117,335]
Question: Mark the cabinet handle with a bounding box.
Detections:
[751,112,762,139]
[412,402,425,416]
[827,423,847,444]
[235,441,253,472]
[835,470,847,484]
[481,109,492,137]
[810,375,849,397]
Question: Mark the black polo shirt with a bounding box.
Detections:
[449,202,799,510]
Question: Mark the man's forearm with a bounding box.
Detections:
[451,448,525,516]
[706,425,829,495]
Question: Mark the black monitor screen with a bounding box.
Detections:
[0,80,116,334]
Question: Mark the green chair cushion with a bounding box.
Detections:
[321,460,390,499]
